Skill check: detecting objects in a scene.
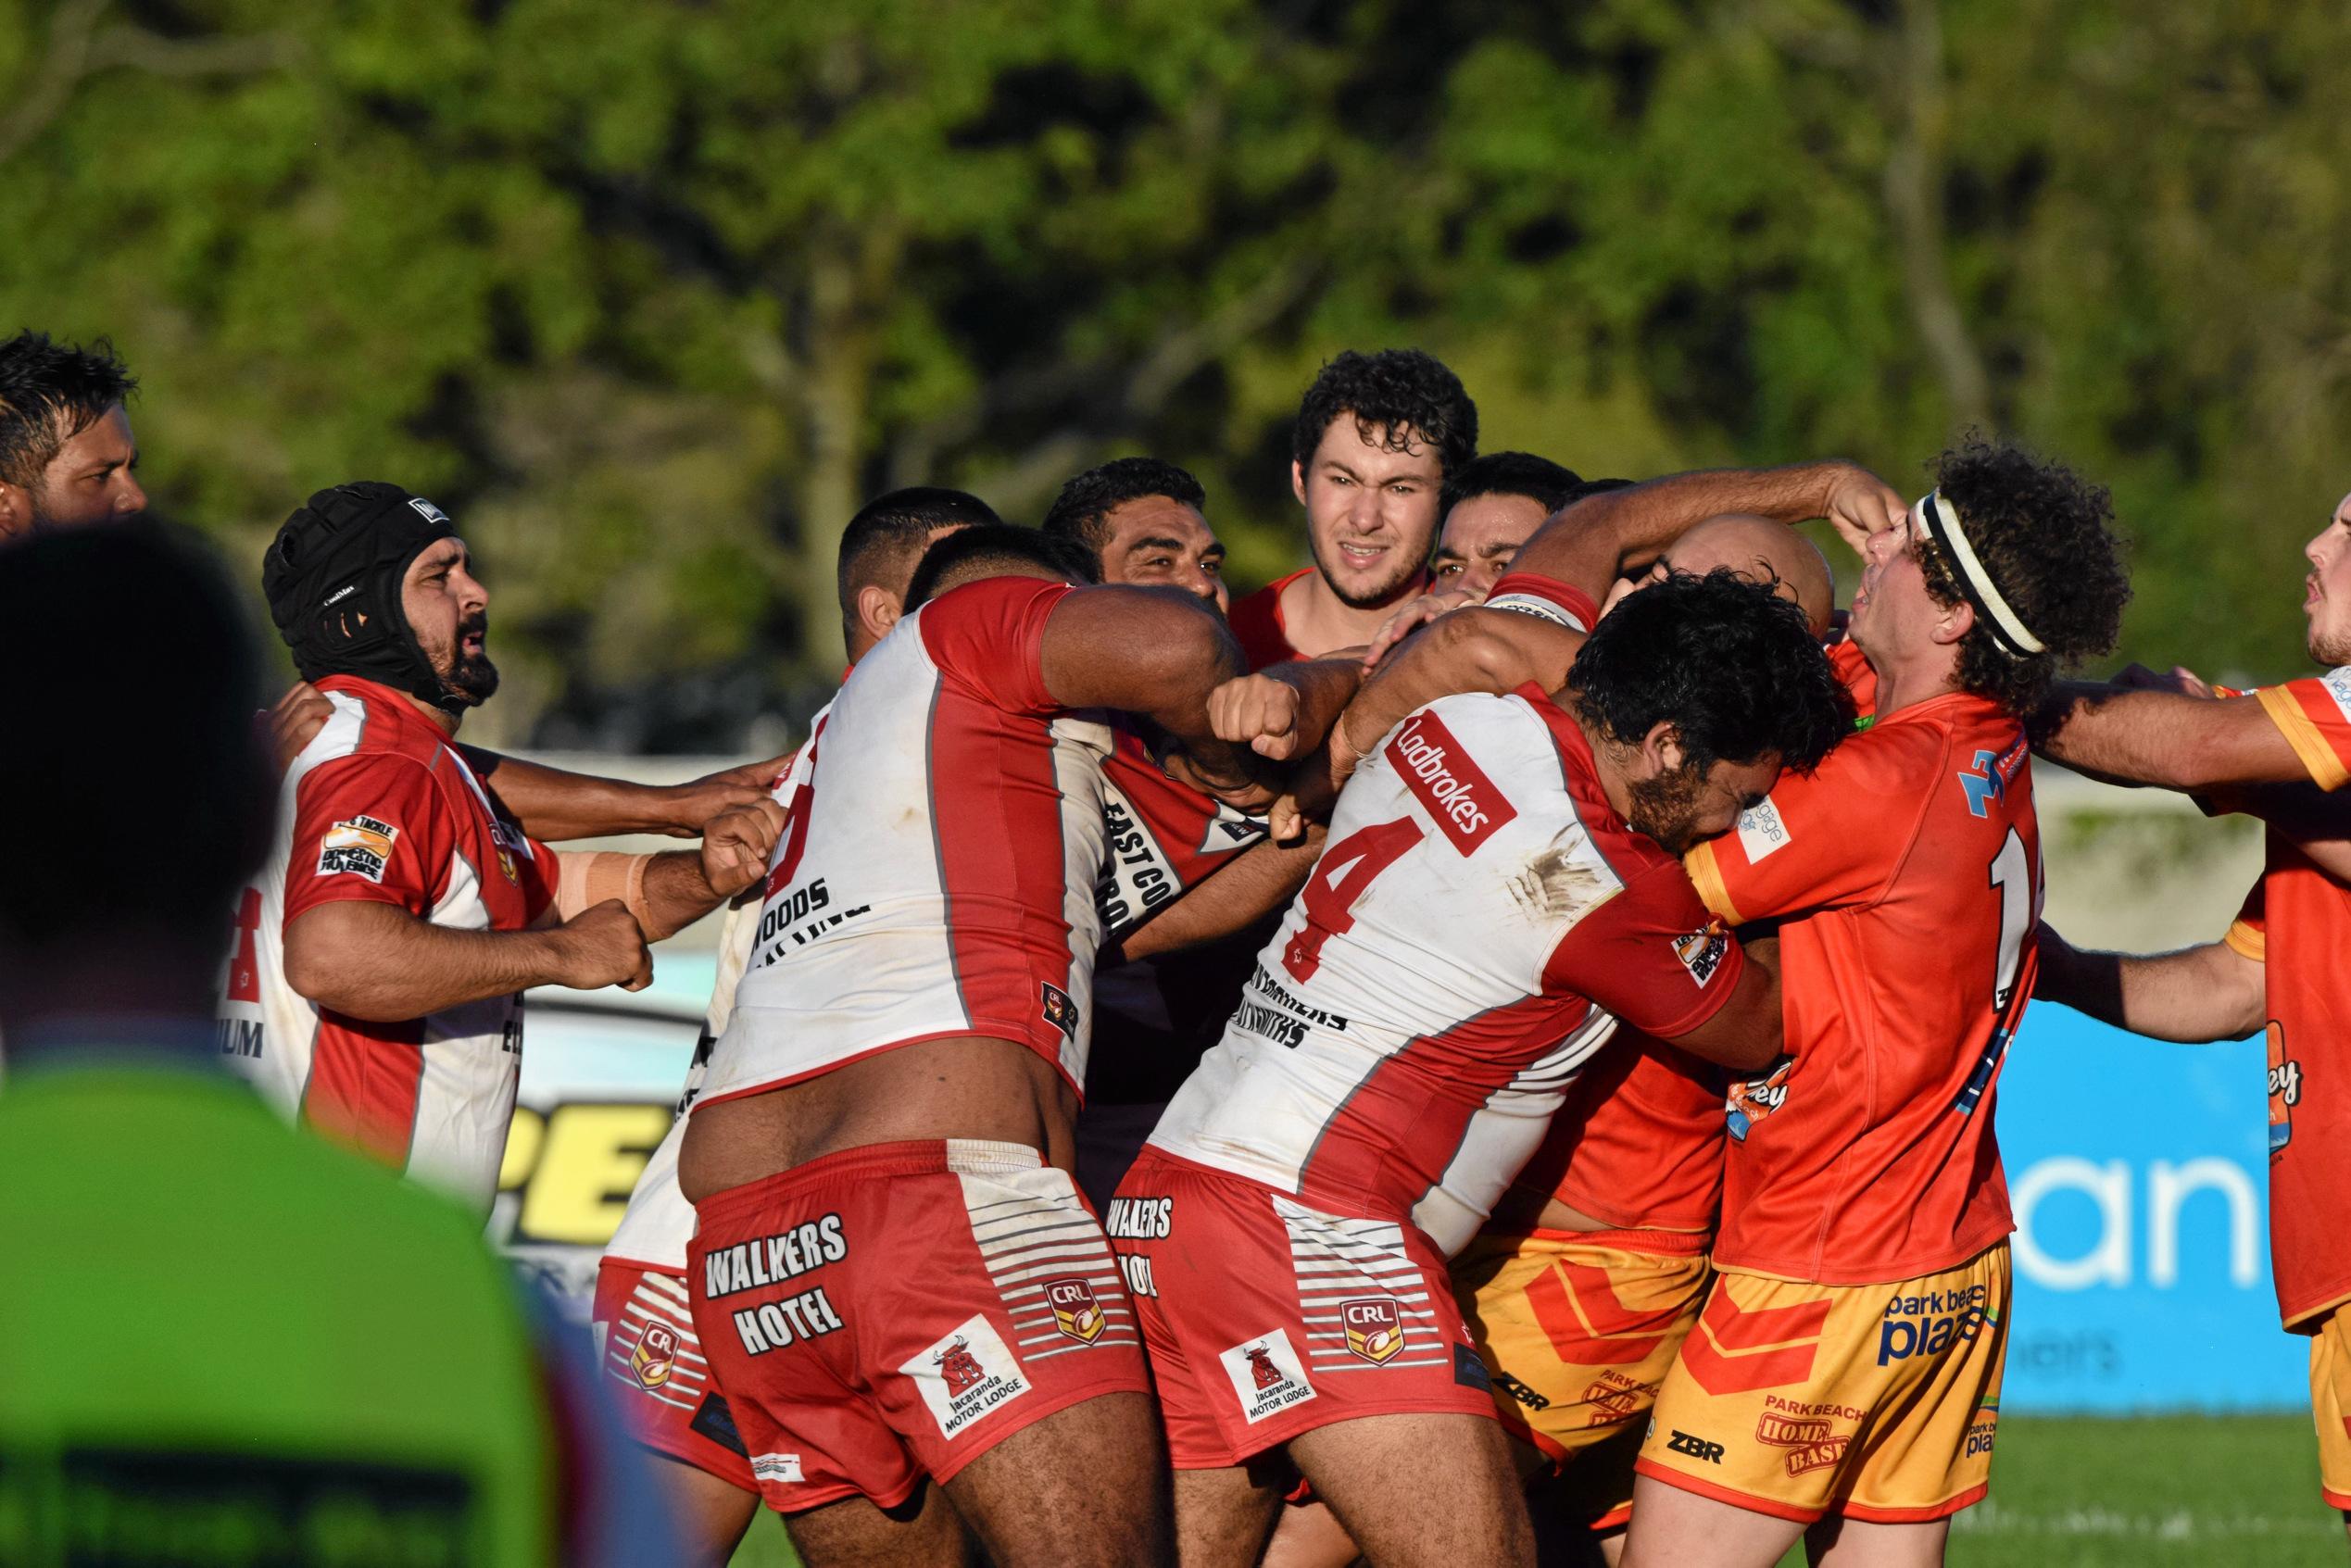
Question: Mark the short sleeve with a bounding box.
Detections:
[915,576,1072,717]
[2255,672,2351,791]
[1483,570,1599,635]
[2225,873,2267,962]
[519,834,559,922]
[1682,734,1924,926]
[283,755,455,924]
[1545,859,1747,1042]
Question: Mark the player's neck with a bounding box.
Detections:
[1860,643,1964,718]
[1281,570,1416,658]
[399,692,463,737]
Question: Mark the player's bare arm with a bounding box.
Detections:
[2033,924,2266,1045]
[2034,680,2312,790]
[1039,583,1275,804]
[270,677,786,839]
[1208,656,1366,763]
[1511,458,1903,609]
[556,797,786,942]
[1334,605,1583,777]
[1645,934,1784,1073]
[284,897,653,1021]
[1107,829,1326,964]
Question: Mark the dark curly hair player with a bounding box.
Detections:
[1231,347,1480,667]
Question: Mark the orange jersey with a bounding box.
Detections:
[2256,670,2351,791]
[1684,679,2035,1286]
[1507,1036,1724,1234]
[2226,832,2351,1329]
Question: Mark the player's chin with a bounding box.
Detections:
[1331,561,1422,610]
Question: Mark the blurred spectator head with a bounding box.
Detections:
[0,331,145,538]
[1043,456,1225,611]
[0,521,270,1022]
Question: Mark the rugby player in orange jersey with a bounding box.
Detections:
[1228,349,1477,669]
[1453,515,1842,1568]
[1338,447,2126,1567]
[2031,488,2351,1543]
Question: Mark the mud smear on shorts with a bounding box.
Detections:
[1506,846,1603,921]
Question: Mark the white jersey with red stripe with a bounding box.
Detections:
[1145,684,1741,1256]
[701,576,1118,1109]
[218,675,557,1213]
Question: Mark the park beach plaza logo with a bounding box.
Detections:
[900,1314,1031,1440]
[1385,712,1517,854]
[1219,1329,1317,1424]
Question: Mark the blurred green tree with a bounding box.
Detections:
[5,0,2344,743]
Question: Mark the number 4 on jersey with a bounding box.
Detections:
[1282,817,1423,983]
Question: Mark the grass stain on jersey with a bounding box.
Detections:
[1506,845,1605,922]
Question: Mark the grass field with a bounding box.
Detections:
[723,1415,2344,1567]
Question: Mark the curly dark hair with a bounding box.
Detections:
[1040,457,1208,556]
[1291,349,1478,479]
[0,331,138,491]
[903,523,1098,612]
[1918,437,2131,716]
[1566,569,1853,774]
[1438,450,1583,521]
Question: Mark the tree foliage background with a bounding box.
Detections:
[7,0,2345,750]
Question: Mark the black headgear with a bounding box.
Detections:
[263,482,460,709]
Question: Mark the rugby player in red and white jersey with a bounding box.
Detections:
[2031,488,2351,1538]
[223,483,781,1213]
[1228,349,1477,669]
[1428,452,1587,601]
[1110,570,1851,1568]
[675,526,1300,1568]
[593,487,999,1564]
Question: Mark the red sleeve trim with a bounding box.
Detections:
[1484,571,1599,635]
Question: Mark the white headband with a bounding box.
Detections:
[1912,490,2043,657]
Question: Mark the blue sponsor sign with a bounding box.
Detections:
[1999,1004,2303,1413]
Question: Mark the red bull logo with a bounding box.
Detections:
[1340,1298,1405,1365]
[631,1321,678,1390]
[1046,1278,1106,1345]
[936,1336,985,1398]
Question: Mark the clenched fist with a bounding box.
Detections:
[699,797,788,899]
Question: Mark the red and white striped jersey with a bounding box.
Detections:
[219,675,557,1213]
[1146,684,1742,1256]
[701,577,1118,1108]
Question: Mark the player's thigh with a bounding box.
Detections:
[1803,1512,1951,1568]
[781,1481,976,1568]
[941,1387,1172,1568]
[645,1453,761,1568]
[2309,1302,2351,1512]
[1289,1411,1533,1568]
[1617,1471,1804,1568]
[1260,1498,1364,1568]
[1172,1464,1288,1568]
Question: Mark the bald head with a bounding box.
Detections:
[1662,515,1836,634]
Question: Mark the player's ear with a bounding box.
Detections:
[857,583,901,645]
[0,481,31,543]
[1930,596,1977,648]
[1641,720,1689,777]
[1291,459,1309,508]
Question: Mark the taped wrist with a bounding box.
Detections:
[555,851,653,928]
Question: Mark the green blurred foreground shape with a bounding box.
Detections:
[724,1414,2341,1568]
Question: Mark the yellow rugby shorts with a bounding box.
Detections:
[1455,1226,1711,1533]
[1634,1242,2008,1524]
[2307,1298,2351,1510]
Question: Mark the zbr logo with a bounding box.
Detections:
[1957,737,2027,818]
[1045,1278,1106,1345]
[1339,1298,1405,1365]
[2269,1022,2302,1159]
[631,1320,678,1390]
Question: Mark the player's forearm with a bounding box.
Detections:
[1335,608,1577,770]
[1111,831,1324,963]
[635,849,729,943]
[1515,460,1853,597]
[2033,684,2309,791]
[460,748,698,841]
[1264,658,1365,757]
[284,903,581,1021]
[2034,926,2264,1043]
